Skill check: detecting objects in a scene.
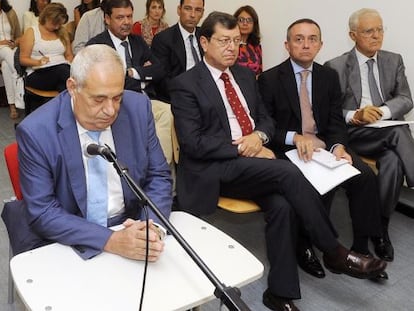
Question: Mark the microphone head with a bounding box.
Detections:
[84,143,98,158]
[84,143,114,161]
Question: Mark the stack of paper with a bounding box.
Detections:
[285,149,361,195]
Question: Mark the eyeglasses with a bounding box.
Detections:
[291,35,320,45]
[238,17,253,24]
[357,27,385,38]
[210,37,242,47]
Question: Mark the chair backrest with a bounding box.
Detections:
[14,47,26,78]
[4,142,23,200]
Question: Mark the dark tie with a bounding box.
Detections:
[86,131,108,226]
[189,34,200,64]
[220,72,253,136]
[299,70,326,149]
[366,59,382,106]
[121,41,133,69]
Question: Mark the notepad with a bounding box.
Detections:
[285,149,361,195]
[312,149,349,169]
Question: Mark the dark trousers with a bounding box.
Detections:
[217,157,338,299]
[26,64,70,92]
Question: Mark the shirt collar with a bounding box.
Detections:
[204,61,234,83]
[178,22,196,40]
[290,59,313,75]
[355,48,378,66]
[108,29,128,47]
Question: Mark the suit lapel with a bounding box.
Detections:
[198,63,232,136]
[311,64,323,125]
[376,50,387,99]
[103,30,116,49]
[173,24,187,70]
[280,60,302,121]
[111,108,135,203]
[347,49,362,105]
[56,92,87,217]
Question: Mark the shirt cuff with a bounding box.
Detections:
[285,131,296,145]
[346,110,356,124]
[380,106,392,120]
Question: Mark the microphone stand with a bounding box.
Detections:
[102,145,252,311]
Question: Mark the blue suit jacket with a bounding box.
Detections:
[11,90,172,259]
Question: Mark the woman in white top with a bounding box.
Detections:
[0,0,21,119]
[22,0,51,33]
[20,2,73,92]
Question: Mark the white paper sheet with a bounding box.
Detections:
[285,149,361,195]
[364,120,414,128]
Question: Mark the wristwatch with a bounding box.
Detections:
[253,130,269,144]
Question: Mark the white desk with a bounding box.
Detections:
[10,211,264,311]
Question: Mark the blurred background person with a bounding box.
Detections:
[234,5,262,77]
[131,0,168,46]
[22,0,51,32]
[0,0,21,119]
[19,2,72,92]
[74,0,100,27]
[72,0,106,54]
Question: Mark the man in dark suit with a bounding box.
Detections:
[258,18,386,282]
[170,12,386,311]
[151,0,205,102]
[87,0,163,96]
[325,8,414,262]
[86,0,173,167]
[6,45,172,261]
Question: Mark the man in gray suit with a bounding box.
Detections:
[325,8,414,262]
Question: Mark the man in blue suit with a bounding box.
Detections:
[10,44,172,261]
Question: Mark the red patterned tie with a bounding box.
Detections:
[220,72,253,136]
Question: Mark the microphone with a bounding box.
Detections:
[85,143,113,160]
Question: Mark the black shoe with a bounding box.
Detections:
[263,289,300,311]
[371,232,394,262]
[369,270,389,282]
[297,246,325,278]
[363,252,389,282]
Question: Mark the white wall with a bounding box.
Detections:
[12,0,414,118]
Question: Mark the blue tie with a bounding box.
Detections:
[86,131,108,226]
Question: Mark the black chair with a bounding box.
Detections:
[14,47,59,116]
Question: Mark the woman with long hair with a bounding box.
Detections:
[131,0,168,46]
[22,0,51,32]
[74,0,100,27]
[0,0,21,119]
[233,5,262,77]
[20,2,73,92]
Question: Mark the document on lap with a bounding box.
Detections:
[286,149,361,195]
[364,120,414,128]
[312,148,348,169]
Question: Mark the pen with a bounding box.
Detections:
[38,50,45,57]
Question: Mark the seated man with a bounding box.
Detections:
[151,0,205,102]
[73,0,107,55]
[170,11,386,311]
[325,8,414,262]
[258,18,386,281]
[87,0,173,167]
[6,44,172,261]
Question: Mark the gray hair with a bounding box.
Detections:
[349,8,381,31]
[70,45,126,89]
